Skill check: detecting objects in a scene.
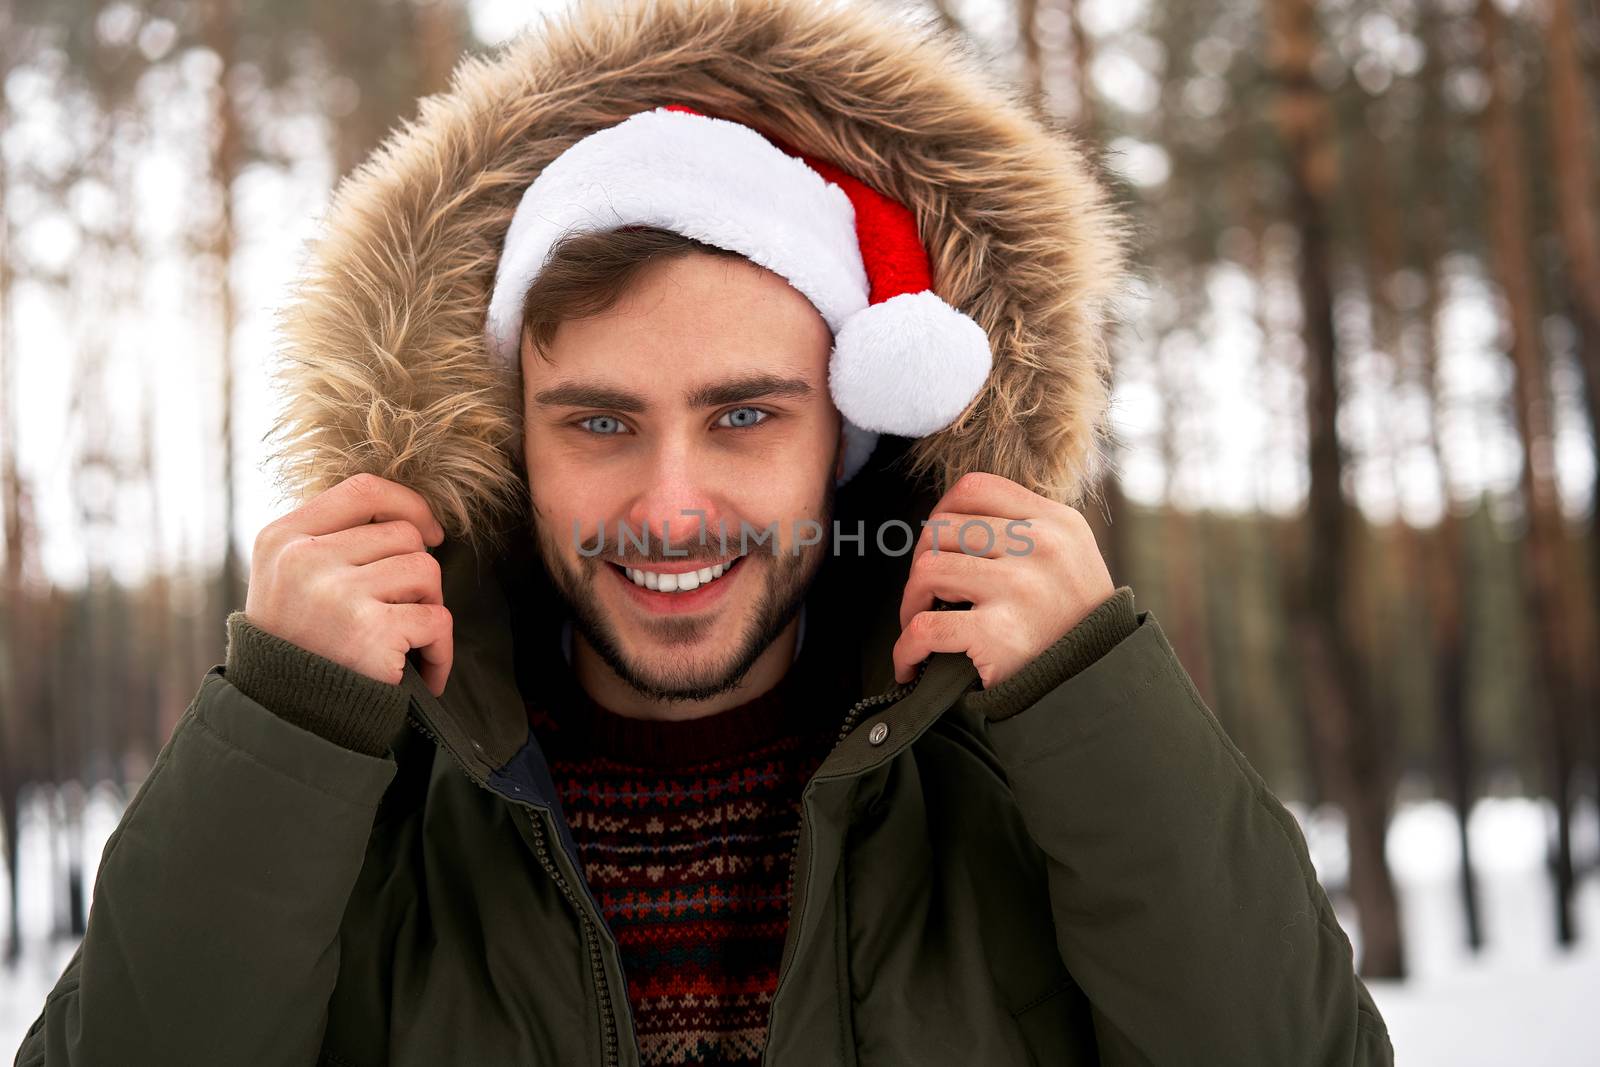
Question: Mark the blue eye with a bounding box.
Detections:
[718,407,769,429]
[579,415,629,435]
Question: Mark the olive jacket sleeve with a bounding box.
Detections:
[957,589,1394,1066]
[12,620,403,1067]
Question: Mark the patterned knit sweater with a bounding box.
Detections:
[524,627,851,1067]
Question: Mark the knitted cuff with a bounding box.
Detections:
[959,585,1138,724]
[223,611,410,758]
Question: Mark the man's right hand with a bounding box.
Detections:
[244,473,454,697]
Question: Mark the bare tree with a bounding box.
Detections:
[1538,0,1600,854]
[1017,0,1044,105]
[1413,0,1483,951]
[1154,262,1218,705]
[1474,0,1583,945]
[199,0,246,626]
[0,19,30,961]
[1266,0,1406,978]
[1064,0,1095,132]
[412,0,466,99]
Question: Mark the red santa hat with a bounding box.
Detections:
[485,104,994,484]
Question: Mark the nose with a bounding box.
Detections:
[621,434,725,559]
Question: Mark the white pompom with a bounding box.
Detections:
[828,291,993,437]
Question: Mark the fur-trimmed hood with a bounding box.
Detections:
[265,0,1132,559]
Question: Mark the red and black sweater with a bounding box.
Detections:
[524,625,853,1066]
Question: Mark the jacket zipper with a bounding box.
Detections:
[768,663,926,1041]
[405,657,932,1067]
[832,673,918,749]
[403,714,629,1067]
[524,808,623,1067]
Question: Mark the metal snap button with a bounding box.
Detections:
[868,721,889,745]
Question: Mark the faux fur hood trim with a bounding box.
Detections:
[265,0,1134,559]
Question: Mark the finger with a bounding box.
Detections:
[391,602,454,696]
[898,551,997,631]
[931,471,1043,522]
[301,519,430,567]
[284,473,445,546]
[357,551,444,606]
[893,607,982,683]
[913,512,1018,560]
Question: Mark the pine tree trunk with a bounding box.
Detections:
[0,79,23,963]
[1066,0,1096,132]
[1017,0,1043,107]
[1416,0,1482,951]
[413,0,464,98]
[1538,0,1600,867]
[1154,266,1216,706]
[202,0,245,625]
[1475,0,1580,945]
[1266,0,1406,978]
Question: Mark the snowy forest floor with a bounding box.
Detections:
[0,788,1596,1063]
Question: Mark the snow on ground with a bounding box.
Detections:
[0,786,1597,1062]
[1370,943,1600,1067]
[1361,798,1600,1066]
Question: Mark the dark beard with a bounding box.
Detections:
[528,476,836,704]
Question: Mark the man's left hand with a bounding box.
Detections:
[893,472,1115,688]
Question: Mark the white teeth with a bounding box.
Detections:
[621,558,739,593]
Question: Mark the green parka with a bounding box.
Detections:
[17,518,1391,1067]
[17,0,1392,1063]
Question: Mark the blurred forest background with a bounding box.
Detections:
[0,0,1597,1020]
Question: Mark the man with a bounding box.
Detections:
[17,1,1392,1065]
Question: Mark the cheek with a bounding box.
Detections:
[526,452,613,541]
[766,407,840,476]
[737,475,834,553]
[536,488,618,545]
[749,413,836,494]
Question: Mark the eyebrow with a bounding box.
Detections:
[531,373,814,412]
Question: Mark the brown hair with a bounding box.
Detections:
[518,225,747,360]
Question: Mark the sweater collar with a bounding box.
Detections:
[530,660,833,768]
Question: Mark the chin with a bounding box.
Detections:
[536,523,820,703]
[623,650,746,699]
[617,601,756,666]
[582,582,766,699]
[599,632,765,704]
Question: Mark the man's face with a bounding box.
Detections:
[521,251,843,702]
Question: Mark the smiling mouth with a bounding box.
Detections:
[607,555,746,593]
